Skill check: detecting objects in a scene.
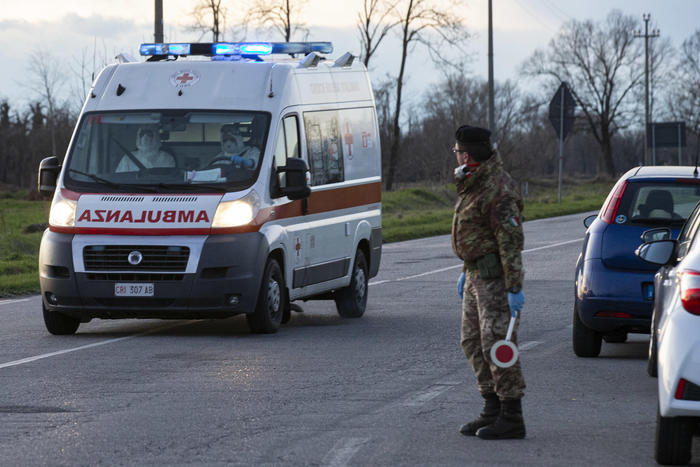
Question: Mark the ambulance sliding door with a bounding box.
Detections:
[293,107,378,290]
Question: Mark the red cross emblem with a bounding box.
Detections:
[176,73,195,84]
[171,70,199,87]
[295,237,301,256]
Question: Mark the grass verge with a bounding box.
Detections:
[0,197,50,297]
[0,179,613,297]
[382,179,614,243]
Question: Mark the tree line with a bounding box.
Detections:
[2,2,700,191]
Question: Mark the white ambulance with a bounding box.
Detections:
[37,42,382,334]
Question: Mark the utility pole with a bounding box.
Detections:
[634,13,659,165]
[154,0,164,43]
[487,0,495,133]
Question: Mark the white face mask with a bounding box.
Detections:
[136,130,159,153]
[221,134,243,154]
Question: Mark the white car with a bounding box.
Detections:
[636,199,700,465]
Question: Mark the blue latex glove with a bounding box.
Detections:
[230,155,244,166]
[457,272,465,299]
[507,290,525,317]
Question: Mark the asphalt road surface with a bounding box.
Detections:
[1,212,698,466]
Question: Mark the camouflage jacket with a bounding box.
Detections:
[451,152,524,291]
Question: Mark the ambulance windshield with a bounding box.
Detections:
[64,111,270,192]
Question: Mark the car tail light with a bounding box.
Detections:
[600,180,628,224]
[679,270,700,315]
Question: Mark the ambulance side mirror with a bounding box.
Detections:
[277,158,310,200]
[38,156,61,198]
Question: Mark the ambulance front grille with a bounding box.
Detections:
[83,245,190,271]
[100,196,145,202]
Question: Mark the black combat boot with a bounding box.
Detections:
[475,398,526,440]
[459,392,500,436]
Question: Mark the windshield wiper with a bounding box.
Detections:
[155,183,228,193]
[68,168,122,189]
[69,169,163,193]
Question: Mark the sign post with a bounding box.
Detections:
[548,82,576,203]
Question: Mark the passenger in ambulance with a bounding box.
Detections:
[208,124,260,170]
[116,126,176,172]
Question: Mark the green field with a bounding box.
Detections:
[0,179,613,297]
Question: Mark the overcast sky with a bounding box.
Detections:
[2,0,700,113]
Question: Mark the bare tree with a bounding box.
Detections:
[357,0,398,68]
[384,0,467,190]
[189,0,228,42]
[26,50,66,155]
[522,10,645,179]
[668,30,700,165]
[68,40,110,116]
[249,0,309,42]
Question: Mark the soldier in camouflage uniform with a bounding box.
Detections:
[451,125,527,440]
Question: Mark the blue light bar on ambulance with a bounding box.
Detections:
[139,43,191,56]
[139,42,333,57]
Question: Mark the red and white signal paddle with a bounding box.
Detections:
[490,313,519,368]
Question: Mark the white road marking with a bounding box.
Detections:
[0,298,32,306]
[522,238,583,253]
[322,437,369,467]
[369,238,583,286]
[0,321,194,370]
[401,383,456,407]
[519,340,544,351]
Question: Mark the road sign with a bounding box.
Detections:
[647,121,686,148]
[549,82,576,140]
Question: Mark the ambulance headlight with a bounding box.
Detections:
[49,190,77,227]
[212,190,260,228]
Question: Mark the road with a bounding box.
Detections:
[1,211,698,466]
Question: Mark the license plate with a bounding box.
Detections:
[115,283,154,297]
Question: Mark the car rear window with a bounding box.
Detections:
[615,181,700,226]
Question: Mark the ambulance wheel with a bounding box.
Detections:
[247,258,284,334]
[42,304,80,335]
[335,249,368,318]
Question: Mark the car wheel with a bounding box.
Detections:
[648,307,659,377]
[335,249,368,318]
[655,404,694,465]
[246,258,285,334]
[648,328,658,378]
[42,304,80,335]
[573,301,602,357]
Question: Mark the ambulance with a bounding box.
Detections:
[37,41,382,334]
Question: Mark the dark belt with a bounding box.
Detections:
[463,252,501,278]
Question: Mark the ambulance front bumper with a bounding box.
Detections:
[39,230,268,319]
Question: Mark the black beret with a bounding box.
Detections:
[455,125,491,145]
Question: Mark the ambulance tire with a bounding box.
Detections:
[247,258,284,334]
[42,304,80,335]
[335,249,368,318]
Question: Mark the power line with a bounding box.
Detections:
[538,0,571,24]
[512,0,559,34]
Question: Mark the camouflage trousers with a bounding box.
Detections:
[461,270,526,399]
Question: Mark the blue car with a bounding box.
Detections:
[574,166,700,357]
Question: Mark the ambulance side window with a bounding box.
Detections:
[273,115,300,194]
[303,110,344,186]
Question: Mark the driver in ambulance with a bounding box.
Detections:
[116,126,175,172]
[208,124,260,170]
